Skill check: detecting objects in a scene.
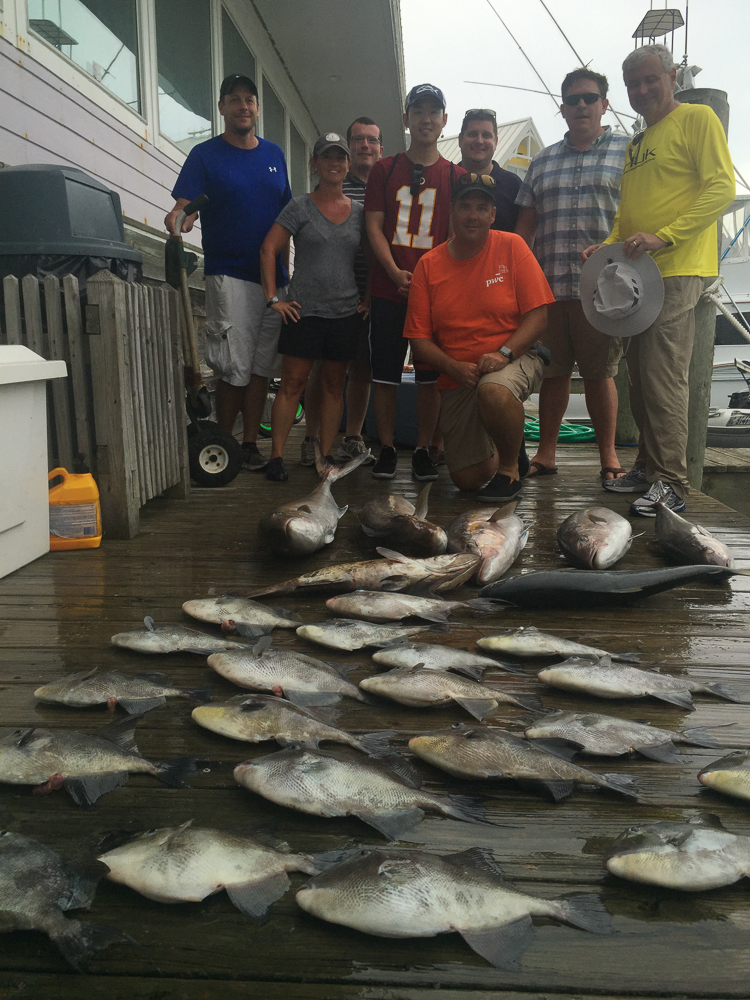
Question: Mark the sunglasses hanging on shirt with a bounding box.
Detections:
[410,163,425,196]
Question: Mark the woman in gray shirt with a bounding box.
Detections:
[260,133,367,481]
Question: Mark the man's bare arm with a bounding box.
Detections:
[164,198,198,236]
[476,305,548,375]
[514,207,537,250]
[366,211,412,297]
[409,337,479,389]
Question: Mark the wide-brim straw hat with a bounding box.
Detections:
[580,242,665,338]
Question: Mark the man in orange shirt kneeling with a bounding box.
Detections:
[404,173,555,502]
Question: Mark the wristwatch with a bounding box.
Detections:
[499,345,514,361]
[266,296,279,308]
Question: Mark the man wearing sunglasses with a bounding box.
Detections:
[515,69,628,482]
[458,109,521,233]
[365,84,465,481]
[405,174,554,502]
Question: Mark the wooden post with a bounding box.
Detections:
[614,356,639,445]
[62,275,95,473]
[163,287,191,500]
[86,269,140,539]
[44,275,74,472]
[21,275,44,355]
[3,276,22,345]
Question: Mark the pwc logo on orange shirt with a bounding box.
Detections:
[486,265,508,288]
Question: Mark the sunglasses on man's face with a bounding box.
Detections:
[562,92,603,106]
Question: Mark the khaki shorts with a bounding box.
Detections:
[439,352,544,474]
[204,274,285,386]
[542,299,622,381]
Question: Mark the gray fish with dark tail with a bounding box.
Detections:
[605,814,750,890]
[0,831,128,971]
[296,618,451,652]
[324,590,497,624]
[111,616,253,653]
[234,746,490,840]
[258,449,370,556]
[446,502,528,584]
[556,507,633,570]
[698,749,750,802]
[371,642,524,679]
[409,726,639,801]
[358,483,448,557]
[654,502,734,567]
[477,626,638,663]
[478,564,746,608]
[34,667,211,715]
[296,847,612,971]
[181,598,297,633]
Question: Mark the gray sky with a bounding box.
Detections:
[401,0,749,192]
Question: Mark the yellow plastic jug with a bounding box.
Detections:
[48,468,102,550]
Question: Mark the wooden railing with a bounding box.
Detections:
[1,270,189,539]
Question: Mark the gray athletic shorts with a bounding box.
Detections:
[204,274,286,386]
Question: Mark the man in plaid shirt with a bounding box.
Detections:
[515,68,629,480]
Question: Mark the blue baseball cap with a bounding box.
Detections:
[405,83,446,112]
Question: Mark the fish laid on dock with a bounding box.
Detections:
[446,502,528,584]
[537,656,744,711]
[698,749,750,801]
[557,507,632,570]
[34,668,211,715]
[358,483,447,556]
[0,718,198,806]
[234,746,489,840]
[478,564,744,607]
[296,847,612,971]
[525,710,722,763]
[654,502,734,567]
[99,820,322,917]
[192,694,393,755]
[181,597,297,632]
[246,549,479,599]
[324,590,496,624]
[359,666,541,719]
[111,617,253,654]
[409,726,638,801]
[207,635,368,706]
[477,626,638,663]
[259,450,370,556]
[371,642,523,679]
[605,815,750,890]
[296,619,449,652]
[0,832,127,971]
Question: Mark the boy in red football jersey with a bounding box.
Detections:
[365,84,465,480]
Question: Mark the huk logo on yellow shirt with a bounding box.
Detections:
[626,141,657,172]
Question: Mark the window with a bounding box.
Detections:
[262,75,285,151]
[28,0,140,112]
[155,0,212,153]
[222,8,255,84]
[289,123,308,195]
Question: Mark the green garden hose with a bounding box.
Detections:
[523,419,596,442]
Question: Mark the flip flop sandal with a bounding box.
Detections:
[601,466,626,481]
[528,461,558,477]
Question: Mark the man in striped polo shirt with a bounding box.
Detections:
[515,69,629,481]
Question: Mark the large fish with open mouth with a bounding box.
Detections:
[654,502,734,567]
[258,449,370,556]
[537,656,744,711]
[98,820,323,917]
[605,814,750,890]
[246,549,479,599]
[296,847,612,971]
[324,590,496,624]
[409,726,638,802]
[446,503,528,584]
[0,718,198,806]
[477,626,638,663]
[111,617,253,654]
[478,564,745,607]
[524,710,722,763]
[358,483,447,557]
[0,832,127,971]
[556,507,633,570]
[234,746,489,840]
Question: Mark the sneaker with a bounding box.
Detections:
[630,480,686,517]
[372,445,397,479]
[300,436,319,467]
[265,457,288,482]
[602,463,648,493]
[428,445,446,466]
[412,447,438,481]
[475,474,522,503]
[336,435,375,464]
[518,440,530,479]
[241,442,268,471]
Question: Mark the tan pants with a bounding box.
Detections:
[624,275,703,499]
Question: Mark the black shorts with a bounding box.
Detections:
[369,296,438,385]
[278,313,360,362]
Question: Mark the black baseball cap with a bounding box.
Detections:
[312,132,350,157]
[451,172,496,203]
[220,74,258,99]
[405,83,446,112]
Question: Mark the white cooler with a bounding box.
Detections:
[0,345,67,579]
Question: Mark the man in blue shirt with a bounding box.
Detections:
[165,74,292,470]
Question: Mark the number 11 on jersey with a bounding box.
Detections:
[392,185,436,249]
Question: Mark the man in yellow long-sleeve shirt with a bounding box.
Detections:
[583,43,735,516]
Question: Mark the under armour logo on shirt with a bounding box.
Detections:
[269,166,277,172]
